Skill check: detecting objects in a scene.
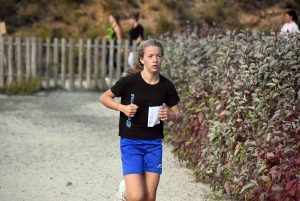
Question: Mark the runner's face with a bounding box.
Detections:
[285,13,292,23]
[140,46,162,74]
[109,15,115,24]
[129,18,135,26]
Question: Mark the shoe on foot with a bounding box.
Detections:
[114,179,126,201]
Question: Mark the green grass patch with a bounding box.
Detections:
[4,77,42,95]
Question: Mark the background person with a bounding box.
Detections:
[128,12,144,67]
[281,10,299,34]
[99,39,183,201]
[98,13,122,41]
[129,12,143,46]
[98,13,122,74]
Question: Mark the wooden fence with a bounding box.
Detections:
[0,36,137,90]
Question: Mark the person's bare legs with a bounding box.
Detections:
[124,172,160,201]
[144,172,160,201]
[124,174,145,201]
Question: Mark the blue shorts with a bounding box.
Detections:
[120,137,163,175]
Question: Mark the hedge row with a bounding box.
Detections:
[160,30,300,200]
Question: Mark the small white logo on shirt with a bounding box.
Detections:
[157,164,162,168]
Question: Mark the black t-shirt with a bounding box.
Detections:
[111,72,180,139]
[129,24,144,45]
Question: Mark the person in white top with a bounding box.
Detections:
[281,10,299,34]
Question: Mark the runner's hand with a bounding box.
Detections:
[123,104,138,117]
[158,103,170,121]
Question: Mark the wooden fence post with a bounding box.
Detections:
[16,37,22,82]
[0,36,4,88]
[7,36,13,84]
[101,39,107,77]
[108,40,114,87]
[116,40,122,80]
[61,38,66,88]
[94,38,99,88]
[86,38,91,88]
[69,38,75,90]
[53,38,59,87]
[26,37,31,79]
[124,40,129,74]
[45,38,51,89]
[132,40,137,54]
[31,37,37,78]
[37,37,43,77]
[78,38,83,89]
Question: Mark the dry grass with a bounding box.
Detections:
[4,77,42,95]
[5,0,298,39]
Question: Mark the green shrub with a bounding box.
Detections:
[52,26,73,39]
[78,16,92,34]
[159,0,178,9]
[202,0,238,28]
[35,22,54,38]
[101,1,120,13]
[14,30,32,37]
[75,9,86,18]
[21,4,41,21]
[53,3,76,24]
[202,0,225,24]
[160,30,300,200]
[143,27,153,40]
[157,11,175,36]
[159,0,198,25]
[149,5,160,11]
[87,24,107,39]
[4,77,42,95]
[126,0,139,8]
[61,0,92,3]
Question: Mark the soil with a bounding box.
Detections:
[0,90,231,201]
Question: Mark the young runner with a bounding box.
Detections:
[99,39,183,201]
[127,12,144,67]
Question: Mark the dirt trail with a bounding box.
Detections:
[0,91,229,201]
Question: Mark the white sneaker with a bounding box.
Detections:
[114,179,126,201]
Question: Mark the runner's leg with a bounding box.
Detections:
[144,172,160,201]
[143,141,162,201]
[124,174,145,201]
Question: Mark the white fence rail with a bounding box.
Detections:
[0,36,137,90]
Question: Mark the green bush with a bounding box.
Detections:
[77,16,92,34]
[160,30,300,200]
[126,0,139,8]
[101,1,120,13]
[21,4,41,21]
[149,5,160,11]
[60,0,92,3]
[53,3,75,24]
[35,22,54,38]
[157,11,175,36]
[4,77,42,95]
[159,0,178,9]
[159,0,198,25]
[143,27,153,40]
[87,25,106,39]
[0,0,21,20]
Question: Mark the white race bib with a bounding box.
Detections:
[147,106,162,127]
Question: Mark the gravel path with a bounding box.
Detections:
[0,91,228,201]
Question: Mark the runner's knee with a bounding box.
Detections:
[125,189,145,201]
